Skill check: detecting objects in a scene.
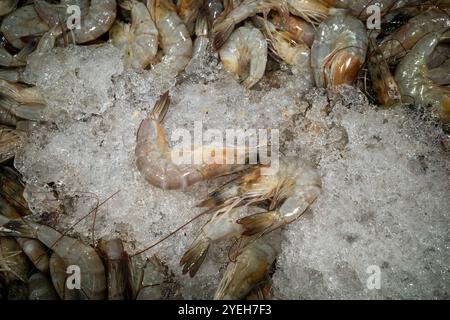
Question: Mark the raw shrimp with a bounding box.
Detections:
[48,252,80,300]
[0,0,18,17]
[287,0,335,25]
[28,272,58,300]
[368,39,401,106]
[0,126,23,164]
[270,12,315,47]
[0,166,31,216]
[147,0,193,75]
[395,31,450,123]
[214,232,281,300]
[135,91,250,190]
[97,238,131,300]
[204,0,224,29]
[0,217,106,300]
[0,194,21,219]
[110,1,159,69]
[178,0,204,35]
[0,69,23,83]
[0,5,49,49]
[0,79,46,122]
[15,237,49,274]
[379,8,450,64]
[0,41,35,67]
[191,14,209,60]
[0,237,30,284]
[428,59,450,85]
[219,25,267,89]
[310,12,368,91]
[212,0,284,50]
[328,0,398,20]
[180,207,244,277]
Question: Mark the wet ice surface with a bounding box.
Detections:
[15,44,450,299]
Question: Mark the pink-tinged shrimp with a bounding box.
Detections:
[135,91,250,190]
[395,31,450,123]
[147,0,193,74]
[379,8,450,64]
[178,0,204,35]
[219,25,268,89]
[214,232,281,300]
[286,0,335,25]
[311,12,368,91]
[212,0,286,50]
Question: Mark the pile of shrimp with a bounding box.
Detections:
[0,0,449,300]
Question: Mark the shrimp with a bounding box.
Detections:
[368,38,401,106]
[0,80,47,123]
[428,59,450,86]
[0,5,50,49]
[0,217,106,300]
[178,0,204,35]
[180,207,244,277]
[0,237,30,284]
[0,194,21,219]
[135,91,250,190]
[379,8,450,64]
[0,166,31,216]
[110,1,159,70]
[310,12,368,91]
[212,0,285,50]
[0,0,18,17]
[191,14,210,61]
[214,232,281,300]
[97,238,131,300]
[202,157,321,237]
[48,252,80,300]
[147,0,193,75]
[270,11,315,47]
[327,0,398,20]
[0,126,23,164]
[28,272,58,300]
[0,41,35,67]
[286,0,335,25]
[395,31,450,123]
[15,237,49,274]
[204,0,225,29]
[219,25,267,89]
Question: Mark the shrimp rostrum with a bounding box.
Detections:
[135,91,252,190]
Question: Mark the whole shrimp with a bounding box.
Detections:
[110,0,159,70]
[310,12,368,91]
[0,216,106,300]
[178,0,204,35]
[395,31,450,123]
[147,0,193,75]
[180,206,245,277]
[0,5,50,49]
[219,25,267,89]
[28,272,58,300]
[214,232,281,300]
[212,0,285,50]
[379,8,450,64]
[97,238,131,300]
[0,126,23,164]
[0,0,18,17]
[135,92,251,190]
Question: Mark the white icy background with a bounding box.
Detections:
[14,44,450,299]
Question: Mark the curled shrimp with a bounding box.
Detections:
[219,25,268,89]
[0,216,106,300]
[311,12,368,91]
[0,126,23,164]
[28,272,59,300]
[147,0,193,75]
[395,30,450,123]
[0,0,18,17]
[0,5,50,49]
[135,91,250,190]
[178,0,204,35]
[110,0,159,70]
[212,0,285,50]
[180,206,244,277]
[379,8,450,64]
[214,232,281,300]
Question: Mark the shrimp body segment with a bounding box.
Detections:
[219,25,267,89]
[311,13,368,90]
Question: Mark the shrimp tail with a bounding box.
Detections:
[150,91,171,122]
[212,20,235,50]
[197,183,241,209]
[0,216,36,238]
[237,211,280,236]
[180,237,211,277]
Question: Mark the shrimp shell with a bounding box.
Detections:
[28,272,58,300]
